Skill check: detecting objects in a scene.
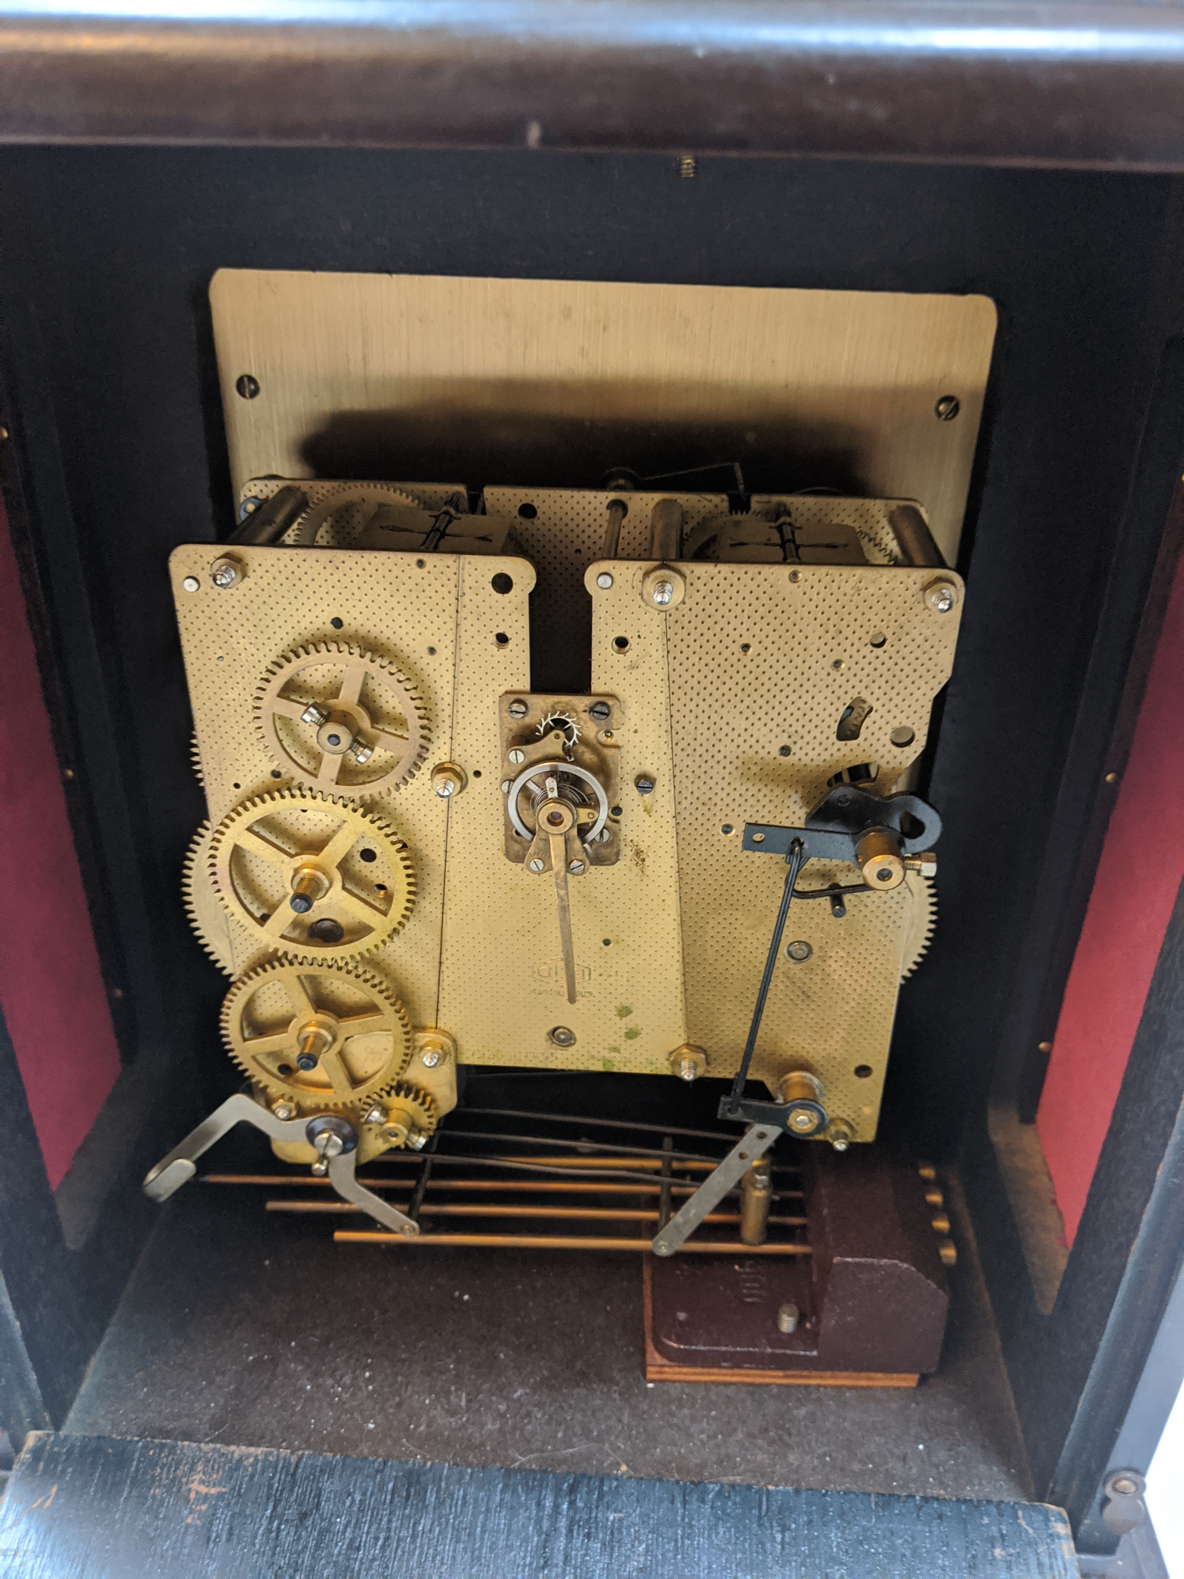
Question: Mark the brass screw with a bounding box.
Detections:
[678,155,697,178]
[935,394,960,421]
[938,1238,957,1267]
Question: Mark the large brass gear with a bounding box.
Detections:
[254,642,429,797]
[221,959,412,1108]
[283,484,421,547]
[182,821,252,977]
[900,871,937,980]
[209,788,415,962]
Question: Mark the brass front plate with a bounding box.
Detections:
[176,511,959,1141]
[171,542,535,1032]
[586,558,962,1141]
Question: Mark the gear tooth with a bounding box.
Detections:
[900,873,937,980]
[183,821,239,977]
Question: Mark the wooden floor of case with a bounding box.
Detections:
[0,1432,1076,1579]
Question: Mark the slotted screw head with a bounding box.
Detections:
[528,858,545,874]
[588,700,611,721]
[568,859,586,874]
[508,749,525,765]
[421,1047,442,1068]
[508,699,528,718]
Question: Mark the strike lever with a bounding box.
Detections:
[142,1093,419,1237]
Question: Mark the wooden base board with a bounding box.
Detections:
[642,1256,918,1388]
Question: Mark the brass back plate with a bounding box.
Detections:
[210,269,995,564]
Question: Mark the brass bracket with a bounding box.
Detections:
[498,693,622,867]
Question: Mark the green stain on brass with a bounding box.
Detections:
[624,1026,641,1041]
[616,1005,633,1019]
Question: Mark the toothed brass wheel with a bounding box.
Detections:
[283,484,421,548]
[209,789,415,962]
[900,871,936,980]
[222,960,412,1107]
[254,642,429,797]
[182,821,253,977]
[366,1079,439,1150]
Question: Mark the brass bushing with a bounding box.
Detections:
[777,1070,827,1137]
[856,828,905,890]
[431,762,468,799]
[289,862,332,914]
[740,1159,772,1245]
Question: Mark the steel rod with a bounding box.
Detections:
[204,1173,804,1199]
[438,1129,724,1165]
[453,1107,802,1147]
[335,1231,812,1254]
[265,1199,807,1225]
[726,836,805,1115]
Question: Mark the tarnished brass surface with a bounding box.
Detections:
[174,506,958,1142]
[211,271,994,564]
[586,557,962,1140]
